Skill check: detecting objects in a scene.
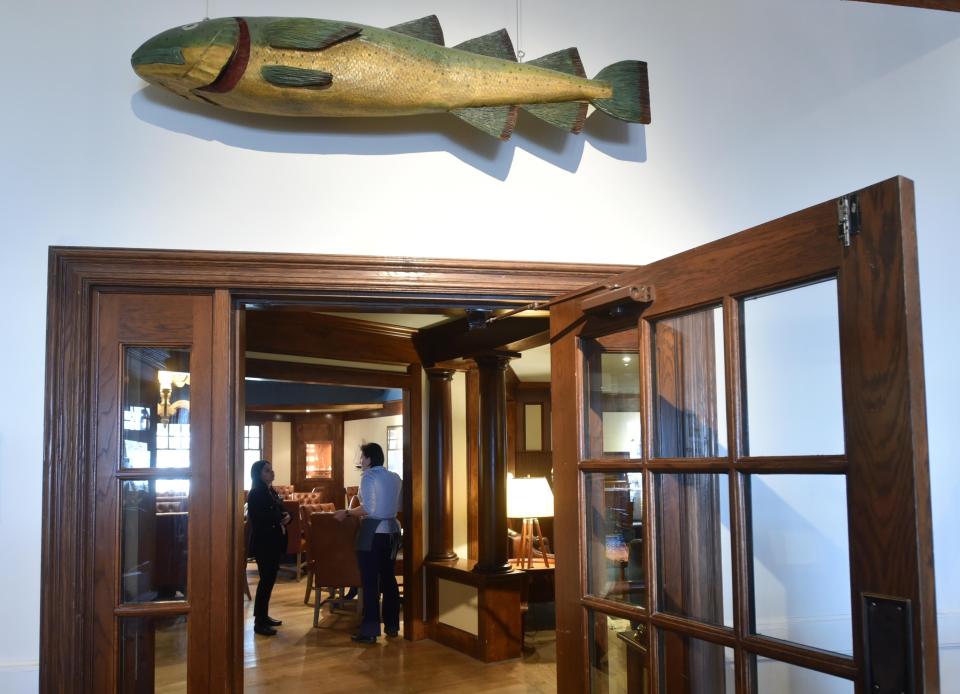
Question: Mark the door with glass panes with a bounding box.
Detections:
[550,177,938,694]
[91,292,217,693]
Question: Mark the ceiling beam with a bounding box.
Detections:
[246,403,384,414]
[849,0,959,11]
[413,316,550,366]
[246,311,420,364]
[246,358,413,389]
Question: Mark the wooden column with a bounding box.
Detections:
[426,368,457,561]
[473,352,518,575]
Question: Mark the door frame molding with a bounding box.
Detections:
[41,249,631,692]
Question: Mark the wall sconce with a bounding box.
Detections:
[157,370,191,424]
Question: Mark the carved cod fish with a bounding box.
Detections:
[131,15,650,139]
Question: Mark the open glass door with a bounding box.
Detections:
[550,177,938,693]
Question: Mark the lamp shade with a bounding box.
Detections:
[507,476,554,518]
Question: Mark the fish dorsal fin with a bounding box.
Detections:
[387,15,444,45]
[264,19,361,51]
[451,106,517,141]
[453,29,517,61]
[261,65,333,89]
[521,102,589,134]
[528,48,586,77]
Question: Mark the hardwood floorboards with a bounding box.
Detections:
[243,568,558,693]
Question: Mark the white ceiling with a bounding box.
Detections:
[512,343,550,382]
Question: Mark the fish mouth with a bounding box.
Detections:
[131,18,241,95]
[196,18,250,94]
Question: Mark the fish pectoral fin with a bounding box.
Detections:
[264,19,361,51]
[387,15,444,45]
[453,29,516,62]
[451,106,517,141]
[521,102,588,134]
[261,65,333,89]
[528,48,586,78]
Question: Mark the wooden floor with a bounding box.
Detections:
[243,568,558,693]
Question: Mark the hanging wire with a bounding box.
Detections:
[515,0,525,61]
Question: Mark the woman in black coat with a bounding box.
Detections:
[247,459,291,636]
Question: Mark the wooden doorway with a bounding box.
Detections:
[549,176,938,692]
[41,253,625,692]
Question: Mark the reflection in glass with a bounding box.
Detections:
[585,472,645,607]
[658,631,733,693]
[123,347,191,469]
[742,280,844,456]
[121,480,189,603]
[750,475,852,655]
[119,615,187,694]
[589,611,648,693]
[754,656,853,693]
[656,473,733,628]
[584,331,641,459]
[652,306,727,457]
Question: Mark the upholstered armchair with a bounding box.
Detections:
[306,513,362,627]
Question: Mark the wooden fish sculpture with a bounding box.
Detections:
[131,15,650,139]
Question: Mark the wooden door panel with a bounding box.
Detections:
[91,292,213,694]
[551,177,938,693]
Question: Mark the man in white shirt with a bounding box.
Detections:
[334,442,402,643]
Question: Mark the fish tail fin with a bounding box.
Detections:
[591,61,650,124]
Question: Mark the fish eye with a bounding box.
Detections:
[181,22,199,30]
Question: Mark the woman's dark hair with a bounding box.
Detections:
[360,442,385,467]
[250,459,271,487]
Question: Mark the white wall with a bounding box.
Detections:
[342,414,403,489]
[2,0,958,690]
[269,421,292,486]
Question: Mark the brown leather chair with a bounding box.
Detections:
[299,502,336,603]
[279,500,306,580]
[344,486,360,509]
[307,513,361,627]
[272,484,295,498]
[288,492,328,505]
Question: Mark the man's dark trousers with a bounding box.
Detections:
[357,532,400,637]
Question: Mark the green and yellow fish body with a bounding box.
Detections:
[132,15,650,139]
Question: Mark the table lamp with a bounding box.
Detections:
[507,476,555,569]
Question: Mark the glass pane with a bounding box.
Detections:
[525,404,543,451]
[119,614,187,693]
[585,472,645,607]
[753,656,854,693]
[123,347,191,469]
[656,473,733,628]
[589,611,648,693]
[652,306,727,457]
[583,329,641,459]
[658,631,733,693]
[750,475,852,655]
[121,479,189,603]
[742,280,844,456]
[304,440,333,478]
